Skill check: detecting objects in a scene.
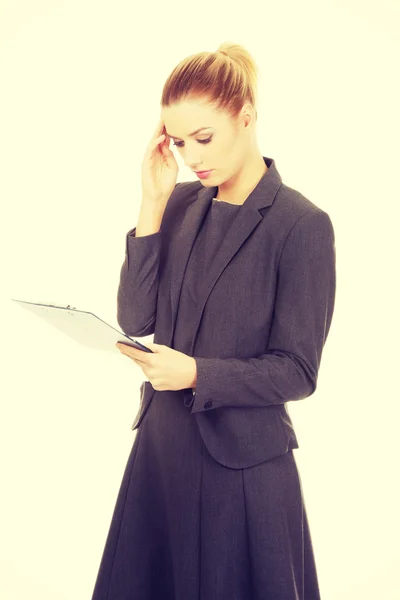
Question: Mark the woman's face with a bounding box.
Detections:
[161,98,255,184]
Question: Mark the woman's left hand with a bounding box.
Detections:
[115,341,197,391]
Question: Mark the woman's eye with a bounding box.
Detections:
[173,136,212,148]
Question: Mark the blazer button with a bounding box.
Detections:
[204,400,213,409]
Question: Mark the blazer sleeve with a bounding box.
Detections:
[190,208,336,414]
[116,183,181,338]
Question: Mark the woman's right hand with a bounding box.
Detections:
[141,117,179,208]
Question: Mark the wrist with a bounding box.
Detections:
[191,358,197,387]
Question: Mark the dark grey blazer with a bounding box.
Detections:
[117,156,336,470]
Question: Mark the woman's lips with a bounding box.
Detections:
[195,170,213,179]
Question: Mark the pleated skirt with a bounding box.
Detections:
[91,389,321,600]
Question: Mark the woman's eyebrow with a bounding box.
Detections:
[166,127,212,139]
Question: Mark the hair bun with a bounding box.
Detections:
[162,42,259,121]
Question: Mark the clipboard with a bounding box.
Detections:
[11,298,153,354]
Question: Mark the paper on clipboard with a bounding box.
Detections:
[11,298,153,354]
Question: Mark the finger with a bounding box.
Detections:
[153,117,165,140]
[116,343,139,353]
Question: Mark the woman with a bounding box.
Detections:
[91,42,336,600]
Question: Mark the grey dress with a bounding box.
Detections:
[91,196,321,600]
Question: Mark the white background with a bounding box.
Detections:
[1,1,399,598]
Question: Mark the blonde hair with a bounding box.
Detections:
[160,42,259,121]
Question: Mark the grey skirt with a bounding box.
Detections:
[91,389,321,600]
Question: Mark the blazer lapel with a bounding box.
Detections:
[167,156,283,352]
